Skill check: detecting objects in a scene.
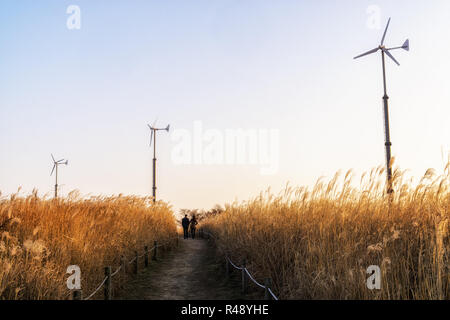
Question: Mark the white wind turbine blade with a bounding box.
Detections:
[166,124,170,132]
[147,124,154,146]
[149,119,157,147]
[51,154,56,163]
[384,49,400,66]
[354,47,379,60]
[149,129,154,147]
[51,163,56,176]
[381,17,391,45]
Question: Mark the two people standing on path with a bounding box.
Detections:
[181,214,198,239]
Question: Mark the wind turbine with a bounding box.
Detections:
[147,122,170,203]
[50,154,68,198]
[354,17,409,194]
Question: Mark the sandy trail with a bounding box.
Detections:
[119,237,245,300]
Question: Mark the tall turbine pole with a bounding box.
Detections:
[55,164,58,198]
[381,50,393,194]
[354,17,409,195]
[148,123,170,203]
[152,129,157,202]
[51,154,68,199]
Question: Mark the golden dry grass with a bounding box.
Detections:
[203,163,449,300]
[0,191,177,300]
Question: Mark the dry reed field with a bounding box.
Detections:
[203,162,449,300]
[0,191,177,300]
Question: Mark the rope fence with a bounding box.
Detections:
[227,257,243,270]
[71,234,180,300]
[83,275,108,300]
[244,268,265,289]
[71,230,279,301]
[110,266,122,277]
[200,229,279,301]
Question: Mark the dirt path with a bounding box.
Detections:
[119,238,245,300]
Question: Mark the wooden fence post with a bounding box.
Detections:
[104,266,112,300]
[72,290,82,300]
[264,278,272,300]
[133,251,138,274]
[152,241,157,261]
[144,246,149,267]
[241,259,247,294]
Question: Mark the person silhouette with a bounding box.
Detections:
[181,214,190,239]
[190,215,198,239]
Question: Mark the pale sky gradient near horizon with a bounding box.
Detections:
[1,1,449,213]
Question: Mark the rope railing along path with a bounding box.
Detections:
[200,229,279,301]
[128,256,137,264]
[110,265,122,277]
[226,256,243,271]
[267,288,279,301]
[72,234,180,300]
[244,268,265,289]
[83,275,109,300]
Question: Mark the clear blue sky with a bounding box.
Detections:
[1,1,449,211]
